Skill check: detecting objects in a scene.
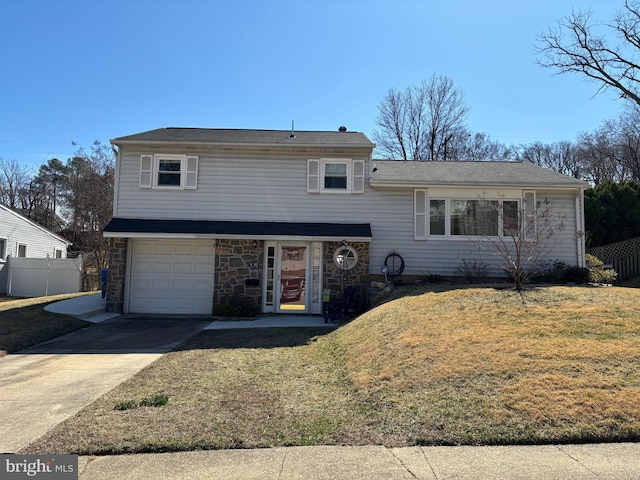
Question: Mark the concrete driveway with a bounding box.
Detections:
[0,316,210,453]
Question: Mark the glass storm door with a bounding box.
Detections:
[277,244,308,312]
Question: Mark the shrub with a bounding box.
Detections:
[456,259,487,284]
[216,296,259,317]
[532,260,589,284]
[586,254,618,284]
[424,274,444,283]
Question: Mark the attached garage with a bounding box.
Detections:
[128,239,215,314]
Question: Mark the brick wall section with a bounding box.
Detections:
[105,237,127,313]
[323,241,370,292]
[213,239,264,313]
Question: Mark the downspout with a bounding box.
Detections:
[575,189,586,268]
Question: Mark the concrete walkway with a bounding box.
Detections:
[206,314,337,329]
[78,443,640,479]
[44,292,120,323]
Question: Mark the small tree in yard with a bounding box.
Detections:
[484,195,569,290]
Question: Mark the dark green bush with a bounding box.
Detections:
[532,261,589,284]
[215,296,259,317]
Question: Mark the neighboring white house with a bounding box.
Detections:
[103,127,589,316]
[0,204,71,294]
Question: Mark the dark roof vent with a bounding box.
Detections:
[338,126,347,132]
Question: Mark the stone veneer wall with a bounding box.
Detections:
[105,237,127,313]
[323,241,370,292]
[213,239,264,314]
[106,238,370,315]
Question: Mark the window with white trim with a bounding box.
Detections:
[307,158,365,194]
[0,238,6,260]
[415,192,529,239]
[17,243,27,257]
[139,154,198,189]
[54,248,63,259]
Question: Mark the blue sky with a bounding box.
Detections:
[0,0,627,169]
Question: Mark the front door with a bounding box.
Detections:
[277,244,308,312]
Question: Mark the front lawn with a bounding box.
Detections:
[20,285,640,454]
[0,294,91,356]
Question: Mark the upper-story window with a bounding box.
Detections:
[17,243,27,257]
[307,158,365,194]
[323,161,348,190]
[0,238,6,260]
[139,154,198,189]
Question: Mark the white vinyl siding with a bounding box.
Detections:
[114,151,581,278]
[118,153,372,220]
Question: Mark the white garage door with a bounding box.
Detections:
[129,239,215,315]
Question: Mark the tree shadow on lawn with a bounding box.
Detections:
[174,327,333,350]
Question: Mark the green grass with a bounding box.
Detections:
[18,285,640,455]
[0,294,91,356]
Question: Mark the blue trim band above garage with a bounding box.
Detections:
[103,218,372,242]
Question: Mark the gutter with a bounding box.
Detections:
[575,189,586,267]
[369,180,589,190]
[110,139,376,149]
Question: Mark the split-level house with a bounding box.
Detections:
[103,127,588,315]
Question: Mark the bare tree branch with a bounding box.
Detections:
[373,74,469,161]
[537,1,640,106]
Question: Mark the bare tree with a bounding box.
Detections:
[537,1,640,107]
[455,132,513,161]
[572,105,640,183]
[0,158,32,209]
[576,126,623,184]
[616,104,640,180]
[516,141,583,178]
[484,196,568,290]
[373,74,469,161]
[62,141,114,271]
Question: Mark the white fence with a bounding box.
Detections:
[5,255,82,297]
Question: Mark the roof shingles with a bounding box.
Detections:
[370,160,589,188]
[111,127,374,147]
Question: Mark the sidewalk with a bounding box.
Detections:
[78,443,640,480]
